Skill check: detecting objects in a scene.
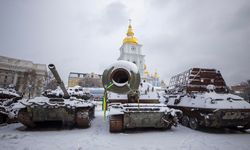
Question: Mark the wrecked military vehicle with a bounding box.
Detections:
[102,60,182,132]
[17,64,95,128]
[43,85,92,100]
[164,68,250,130]
[0,88,22,124]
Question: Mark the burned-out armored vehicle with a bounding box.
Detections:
[0,88,22,124]
[165,68,250,130]
[17,64,95,128]
[102,60,181,132]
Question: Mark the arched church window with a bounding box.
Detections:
[131,46,136,51]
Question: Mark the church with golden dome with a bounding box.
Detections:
[118,21,145,76]
[118,21,161,87]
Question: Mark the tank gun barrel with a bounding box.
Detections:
[48,64,70,99]
[102,60,140,94]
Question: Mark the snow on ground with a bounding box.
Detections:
[0,104,250,150]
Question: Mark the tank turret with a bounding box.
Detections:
[48,64,70,99]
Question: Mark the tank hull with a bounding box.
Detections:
[123,111,171,128]
[168,105,250,129]
[17,97,95,128]
[18,106,95,128]
[108,103,180,132]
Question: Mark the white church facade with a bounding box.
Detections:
[118,23,145,76]
[118,22,161,87]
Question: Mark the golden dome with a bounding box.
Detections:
[144,70,150,76]
[123,23,139,44]
[123,37,138,44]
[154,71,160,78]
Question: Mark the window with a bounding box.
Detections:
[131,46,136,51]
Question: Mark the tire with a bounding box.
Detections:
[181,115,189,127]
[189,117,199,130]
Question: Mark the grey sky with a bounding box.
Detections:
[0,0,249,86]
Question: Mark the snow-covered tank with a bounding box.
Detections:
[0,88,22,124]
[165,68,250,130]
[17,64,95,128]
[43,86,93,100]
[102,60,182,132]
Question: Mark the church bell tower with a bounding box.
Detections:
[118,21,145,76]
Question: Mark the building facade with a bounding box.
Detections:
[0,55,47,97]
[68,72,102,87]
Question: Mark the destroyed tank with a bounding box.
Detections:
[17,64,95,128]
[0,88,22,124]
[102,60,182,132]
[164,68,250,130]
[43,85,93,100]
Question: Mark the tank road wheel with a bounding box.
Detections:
[109,115,123,133]
[89,107,95,119]
[17,109,36,128]
[63,121,74,129]
[0,114,7,124]
[189,117,199,130]
[76,110,91,128]
[181,115,190,127]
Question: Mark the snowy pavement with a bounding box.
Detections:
[0,105,250,150]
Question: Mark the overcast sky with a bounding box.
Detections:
[0,0,249,86]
